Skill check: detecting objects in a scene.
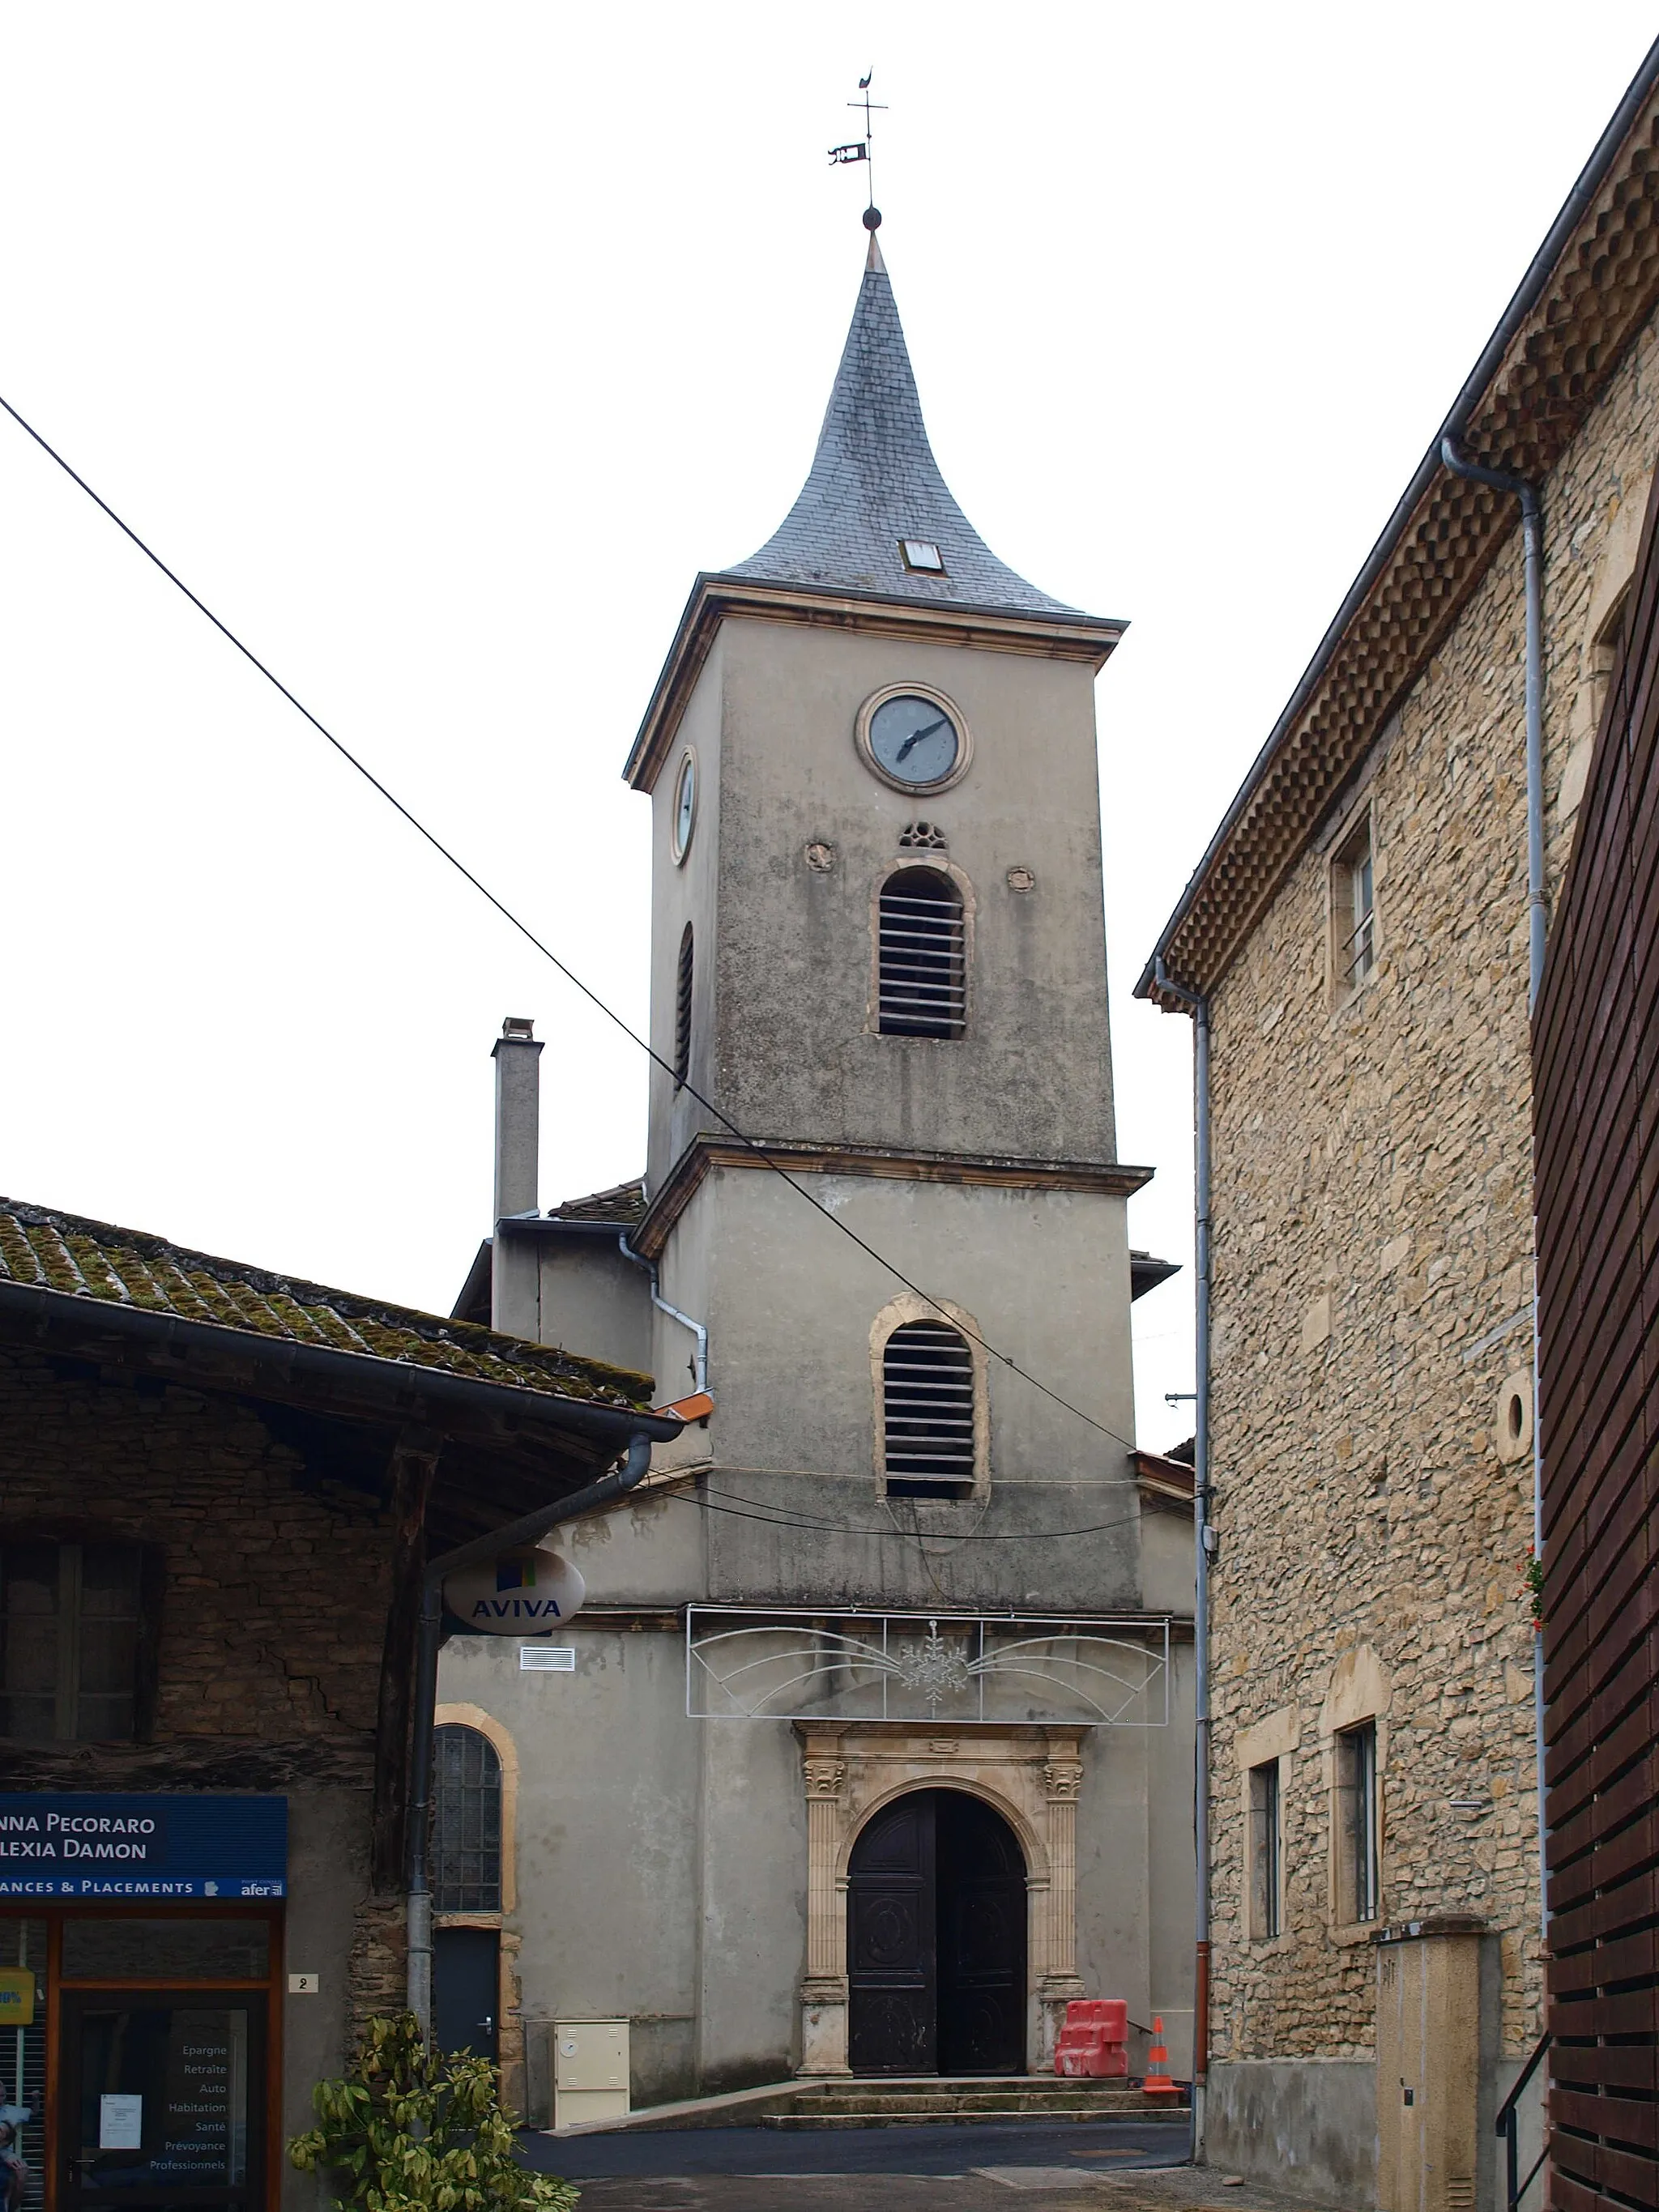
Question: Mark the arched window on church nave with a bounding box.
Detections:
[673,923,694,1089]
[433,1723,502,1912]
[874,1294,987,1502]
[876,866,966,1038]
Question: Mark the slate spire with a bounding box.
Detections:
[729,234,1074,614]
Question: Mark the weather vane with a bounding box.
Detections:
[828,68,886,229]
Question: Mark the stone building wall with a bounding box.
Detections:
[1203,312,1659,2073]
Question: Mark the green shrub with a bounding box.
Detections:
[289,2013,578,2212]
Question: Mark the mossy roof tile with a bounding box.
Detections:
[0,1199,652,1410]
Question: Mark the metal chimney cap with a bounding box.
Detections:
[501,1016,536,1040]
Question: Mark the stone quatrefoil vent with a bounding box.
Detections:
[898,820,948,850]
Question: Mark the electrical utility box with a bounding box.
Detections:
[553,2018,629,2129]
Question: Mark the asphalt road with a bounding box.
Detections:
[522,2116,1192,2180]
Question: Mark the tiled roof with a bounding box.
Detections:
[0,1200,651,1409]
[728,235,1077,616]
[550,1178,647,1226]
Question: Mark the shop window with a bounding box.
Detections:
[62,1920,270,1981]
[0,1543,145,1743]
[1335,1720,1380,1924]
[433,1725,502,1912]
[1248,1759,1282,1940]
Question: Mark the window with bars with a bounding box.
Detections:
[673,923,693,1089]
[1335,1720,1380,1924]
[1248,1759,1282,1940]
[433,1724,502,1913]
[1332,815,1375,997]
[877,867,966,1038]
[0,1541,144,1742]
[881,1319,977,1498]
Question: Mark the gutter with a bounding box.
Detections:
[0,1278,670,1446]
[617,1235,709,1396]
[1153,957,1213,2146]
[1137,33,1659,1000]
[486,1213,711,1400]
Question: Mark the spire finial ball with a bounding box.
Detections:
[863,204,882,232]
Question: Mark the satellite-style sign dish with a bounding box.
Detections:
[443,1547,586,1637]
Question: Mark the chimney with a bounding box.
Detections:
[492,1016,543,1224]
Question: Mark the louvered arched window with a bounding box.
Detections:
[433,1724,502,1912]
[882,1319,977,1498]
[674,923,693,1089]
[877,867,966,1038]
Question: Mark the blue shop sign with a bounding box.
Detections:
[0,1793,286,1899]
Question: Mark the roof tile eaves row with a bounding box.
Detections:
[0,1201,650,1411]
[1160,108,1659,993]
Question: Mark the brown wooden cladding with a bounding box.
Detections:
[1533,458,1659,2212]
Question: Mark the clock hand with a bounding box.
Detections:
[894,716,949,761]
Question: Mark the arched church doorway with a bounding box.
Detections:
[847,1788,1026,2075]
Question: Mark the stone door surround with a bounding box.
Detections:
[796,1720,1085,2075]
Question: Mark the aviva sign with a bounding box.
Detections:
[442,1547,586,1635]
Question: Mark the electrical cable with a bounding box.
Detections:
[665,1485,1148,1545]
[0,390,1156,1463]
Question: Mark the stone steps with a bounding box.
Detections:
[762,2079,1189,2128]
[766,2107,1187,2130]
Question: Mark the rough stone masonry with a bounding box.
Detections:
[1201,309,1659,2075]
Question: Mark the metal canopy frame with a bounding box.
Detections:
[685,1606,1171,1727]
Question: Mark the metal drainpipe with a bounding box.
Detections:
[1441,433,1550,1957]
[618,1233,708,1395]
[406,1430,657,2036]
[1154,956,1212,2143]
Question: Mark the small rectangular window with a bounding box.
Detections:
[1590,583,1631,734]
[1248,1760,1282,1940]
[900,539,945,573]
[0,1541,143,1742]
[1332,816,1375,997]
[1335,1720,1379,1924]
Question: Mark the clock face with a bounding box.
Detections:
[867,694,962,786]
[672,752,697,862]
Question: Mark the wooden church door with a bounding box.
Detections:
[847,1790,1026,2074]
[847,1792,937,2073]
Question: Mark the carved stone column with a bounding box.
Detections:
[796,1728,851,2075]
[1038,1730,1085,2065]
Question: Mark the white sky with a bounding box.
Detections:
[2,3,1653,1451]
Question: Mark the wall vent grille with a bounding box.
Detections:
[878,869,965,1038]
[884,1319,975,1497]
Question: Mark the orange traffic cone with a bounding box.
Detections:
[1144,2015,1179,2096]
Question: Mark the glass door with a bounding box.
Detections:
[60,1993,264,2212]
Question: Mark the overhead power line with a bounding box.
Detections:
[0,390,1152,1465]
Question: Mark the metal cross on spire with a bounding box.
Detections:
[828,68,887,224]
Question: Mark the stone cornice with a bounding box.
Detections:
[1141,58,1659,1005]
[633,1134,1152,1261]
[625,573,1125,792]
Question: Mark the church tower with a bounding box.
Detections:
[444,223,1195,2104]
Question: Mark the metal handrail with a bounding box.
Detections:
[1496,2030,1550,2211]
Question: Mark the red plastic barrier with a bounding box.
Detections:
[1053,1997,1129,2078]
